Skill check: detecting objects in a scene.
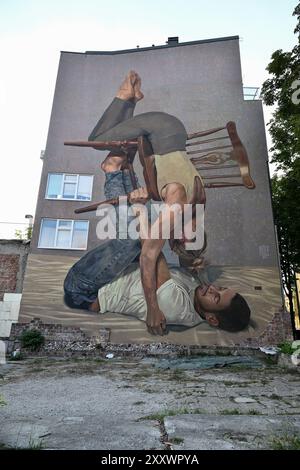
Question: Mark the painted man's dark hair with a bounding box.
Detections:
[214,294,251,332]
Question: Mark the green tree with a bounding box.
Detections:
[261,3,300,171]
[14,229,23,240]
[261,3,300,335]
[14,226,33,240]
[271,161,300,333]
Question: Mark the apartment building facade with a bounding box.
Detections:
[19,36,285,346]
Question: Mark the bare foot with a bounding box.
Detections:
[116,70,137,101]
[134,73,144,102]
[101,153,127,173]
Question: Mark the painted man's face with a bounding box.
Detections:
[195,284,237,313]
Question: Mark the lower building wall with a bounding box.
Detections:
[0,240,30,300]
[19,253,290,347]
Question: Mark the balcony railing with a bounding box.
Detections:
[243,87,260,100]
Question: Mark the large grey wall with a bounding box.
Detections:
[31,37,278,268]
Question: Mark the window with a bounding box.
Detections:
[46,174,93,201]
[38,219,89,250]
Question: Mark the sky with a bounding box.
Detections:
[0,0,298,238]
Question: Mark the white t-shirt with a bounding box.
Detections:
[98,263,204,328]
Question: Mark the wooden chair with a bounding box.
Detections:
[187,121,255,190]
[64,121,255,214]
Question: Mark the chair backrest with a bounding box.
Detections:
[186,121,255,189]
[64,120,255,215]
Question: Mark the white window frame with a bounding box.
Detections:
[45,173,94,201]
[38,218,89,250]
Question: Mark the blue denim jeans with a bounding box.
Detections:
[104,169,140,199]
[64,169,142,307]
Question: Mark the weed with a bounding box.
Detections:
[222,381,237,386]
[222,380,256,387]
[0,394,7,406]
[20,329,45,351]
[9,351,24,361]
[169,437,184,445]
[167,369,187,381]
[132,371,152,379]
[0,443,11,449]
[220,408,242,415]
[221,408,262,416]
[270,434,300,450]
[140,407,204,422]
[247,409,262,415]
[223,432,248,442]
[0,437,45,450]
[269,393,281,400]
[278,342,294,355]
[28,437,45,450]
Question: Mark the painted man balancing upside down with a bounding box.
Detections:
[64,71,251,335]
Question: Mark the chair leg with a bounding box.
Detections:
[74,197,122,214]
[121,149,138,190]
[127,163,137,190]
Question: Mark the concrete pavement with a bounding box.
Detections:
[0,356,299,450]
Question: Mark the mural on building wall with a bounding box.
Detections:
[20,69,283,346]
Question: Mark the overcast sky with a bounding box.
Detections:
[0,0,297,238]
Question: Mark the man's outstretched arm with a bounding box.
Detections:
[140,237,167,336]
[139,183,187,336]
